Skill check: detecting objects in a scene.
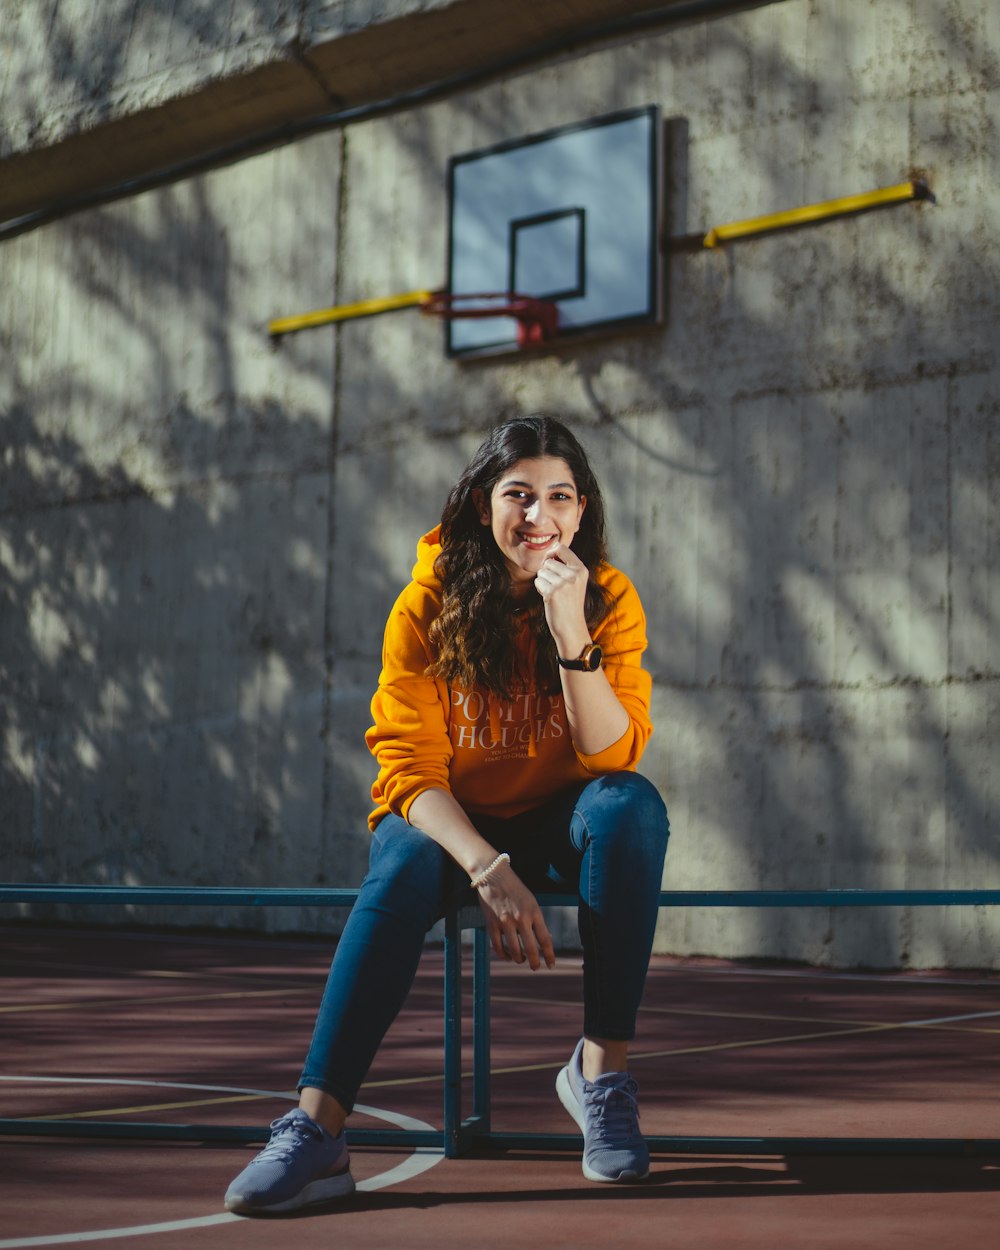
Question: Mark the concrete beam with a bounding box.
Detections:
[0,0,708,224]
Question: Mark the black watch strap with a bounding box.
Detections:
[557,643,603,671]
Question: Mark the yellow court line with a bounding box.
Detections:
[4,963,202,981]
[5,1015,972,1122]
[361,1020,901,1091]
[680,1002,1000,1034]
[27,1092,283,1122]
[486,1022,904,1079]
[492,993,1000,1034]
[365,1005,1000,1093]
[16,1015,993,1120]
[5,955,327,988]
[0,987,300,1015]
[495,992,870,1028]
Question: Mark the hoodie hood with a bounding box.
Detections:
[412,526,444,590]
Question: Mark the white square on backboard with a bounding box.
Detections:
[446,106,661,358]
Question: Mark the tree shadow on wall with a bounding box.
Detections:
[0,167,372,936]
[4,0,300,145]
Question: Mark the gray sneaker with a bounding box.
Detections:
[556,1037,650,1182]
[224,1108,355,1214]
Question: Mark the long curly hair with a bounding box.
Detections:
[427,415,612,697]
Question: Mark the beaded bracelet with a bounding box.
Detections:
[469,852,510,891]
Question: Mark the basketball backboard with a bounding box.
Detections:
[445,106,662,358]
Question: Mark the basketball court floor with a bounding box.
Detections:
[2,923,998,1248]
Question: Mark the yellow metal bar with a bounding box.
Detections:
[268,288,436,338]
[703,180,921,249]
[269,182,929,333]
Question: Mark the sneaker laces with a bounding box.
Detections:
[254,1112,324,1164]
[586,1077,641,1142]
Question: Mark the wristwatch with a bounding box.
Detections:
[557,642,603,672]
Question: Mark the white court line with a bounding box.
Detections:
[901,1009,1000,1028]
[0,1078,443,1248]
[0,1215,241,1247]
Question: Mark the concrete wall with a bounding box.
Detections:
[2,0,998,966]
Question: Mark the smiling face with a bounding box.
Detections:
[476,456,586,589]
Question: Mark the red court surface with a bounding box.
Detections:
[2,923,999,1248]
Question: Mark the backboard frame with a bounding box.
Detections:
[445,105,663,359]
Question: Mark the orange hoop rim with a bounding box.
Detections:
[420,291,559,347]
[419,291,552,317]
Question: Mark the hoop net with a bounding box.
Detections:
[420,292,559,348]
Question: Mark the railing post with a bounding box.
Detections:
[470,922,492,1136]
[442,906,463,1158]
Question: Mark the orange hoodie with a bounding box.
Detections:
[366,527,653,829]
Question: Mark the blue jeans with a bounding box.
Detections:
[299,772,669,1113]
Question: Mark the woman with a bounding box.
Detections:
[225,415,669,1213]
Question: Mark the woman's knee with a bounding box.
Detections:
[363,815,454,925]
[574,772,669,855]
[582,771,668,825]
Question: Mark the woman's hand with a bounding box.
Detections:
[476,863,556,970]
[533,542,591,656]
[406,789,554,969]
[533,545,631,757]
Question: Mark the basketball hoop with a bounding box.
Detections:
[420,291,559,348]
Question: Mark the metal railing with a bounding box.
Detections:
[2,883,998,1156]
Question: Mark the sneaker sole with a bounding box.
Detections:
[225,1168,355,1214]
[556,1065,650,1184]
